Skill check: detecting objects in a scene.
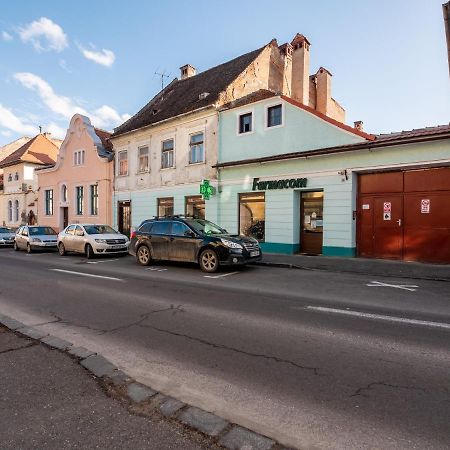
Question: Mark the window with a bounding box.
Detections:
[151,221,171,235]
[76,186,84,215]
[138,146,149,173]
[239,193,265,241]
[66,225,75,235]
[185,196,205,219]
[171,222,191,236]
[45,189,53,215]
[118,151,128,176]
[14,200,19,222]
[8,174,12,182]
[189,132,204,164]
[61,184,67,203]
[157,197,173,217]
[14,172,19,181]
[7,201,12,222]
[90,184,98,215]
[239,113,252,134]
[161,139,174,169]
[74,150,85,166]
[138,222,153,234]
[267,104,282,127]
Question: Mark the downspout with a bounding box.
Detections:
[444,2,450,76]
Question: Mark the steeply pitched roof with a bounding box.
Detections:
[113,46,265,137]
[0,134,58,168]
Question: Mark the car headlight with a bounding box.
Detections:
[95,239,107,243]
[31,238,42,243]
[220,238,243,249]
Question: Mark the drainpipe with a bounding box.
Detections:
[444,2,450,76]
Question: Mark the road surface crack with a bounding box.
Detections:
[141,324,322,375]
[351,381,426,397]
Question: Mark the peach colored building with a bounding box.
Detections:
[37,115,114,231]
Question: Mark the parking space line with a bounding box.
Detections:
[86,259,120,264]
[204,271,239,279]
[146,267,168,272]
[50,269,123,281]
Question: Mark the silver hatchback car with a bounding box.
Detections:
[14,225,58,253]
[57,224,129,259]
[0,226,15,247]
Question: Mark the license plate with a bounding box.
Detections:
[250,250,260,257]
[46,242,56,246]
[110,245,126,249]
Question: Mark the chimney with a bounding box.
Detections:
[316,67,332,116]
[290,34,310,105]
[279,43,293,96]
[180,64,197,80]
[354,121,364,131]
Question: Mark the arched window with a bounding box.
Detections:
[14,172,19,181]
[61,184,67,203]
[14,200,19,222]
[7,201,12,222]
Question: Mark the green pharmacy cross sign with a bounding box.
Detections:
[200,180,216,200]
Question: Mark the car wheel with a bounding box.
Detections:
[136,245,151,266]
[199,248,219,273]
[58,243,66,256]
[14,241,19,251]
[86,244,95,259]
[26,243,32,254]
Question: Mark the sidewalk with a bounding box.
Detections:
[0,326,217,450]
[256,253,450,281]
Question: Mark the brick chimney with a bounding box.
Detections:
[291,34,310,105]
[316,67,332,116]
[279,43,293,96]
[180,64,197,80]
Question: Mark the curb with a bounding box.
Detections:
[0,313,293,450]
[252,261,450,282]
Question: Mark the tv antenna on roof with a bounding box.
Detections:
[154,69,170,90]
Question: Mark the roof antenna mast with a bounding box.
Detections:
[154,70,170,90]
[38,125,42,134]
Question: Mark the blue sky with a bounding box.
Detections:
[0,0,449,145]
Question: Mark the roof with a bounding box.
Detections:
[220,89,277,110]
[0,136,32,162]
[94,128,113,158]
[0,134,58,169]
[112,46,265,137]
[214,123,450,168]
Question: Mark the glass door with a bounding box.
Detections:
[300,191,324,255]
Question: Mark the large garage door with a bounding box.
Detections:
[357,167,450,264]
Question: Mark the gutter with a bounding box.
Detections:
[213,132,450,168]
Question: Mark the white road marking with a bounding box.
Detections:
[367,280,418,291]
[86,259,120,264]
[204,271,239,279]
[50,269,123,281]
[306,306,450,330]
[146,267,168,272]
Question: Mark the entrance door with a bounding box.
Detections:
[61,207,68,229]
[300,192,324,255]
[118,201,131,236]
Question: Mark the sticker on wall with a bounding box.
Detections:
[383,202,391,213]
[421,199,430,214]
[384,212,391,221]
[362,204,370,210]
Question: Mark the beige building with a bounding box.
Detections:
[0,134,60,228]
[112,33,350,233]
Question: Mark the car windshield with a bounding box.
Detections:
[0,227,12,233]
[185,219,226,235]
[29,227,56,236]
[84,225,118,235]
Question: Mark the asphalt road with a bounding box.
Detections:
[0,248,449,449]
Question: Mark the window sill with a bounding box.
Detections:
[136,170,150,175]
[160,166,176,171]
[237,130,254,137]
[116,174,129,178]
[187,161,206,166]
[265,123,284,130]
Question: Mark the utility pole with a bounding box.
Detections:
[444,2,450,76]
[154,70,170,90]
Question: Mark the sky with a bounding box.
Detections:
[0,0,449,146]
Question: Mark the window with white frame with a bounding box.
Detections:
[161,139,174,169]
[45,189,53,215]
[90,184,98,215]
[76,186,84,215]
[118,151,128,176]
[267,104,283,127]
[189,132,204,164]
[238,112,253,134]
[74,150,85,166]
[138,146,149,173]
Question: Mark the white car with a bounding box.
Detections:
[0,226,15,247]
[57,224,129,259]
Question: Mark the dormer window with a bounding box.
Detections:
[198,92,210,100]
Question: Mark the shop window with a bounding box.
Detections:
[189,132,204,164]
[76,186,84,215]
[185,196,205,219]
[157,197,173,217]
[267,104,282,127]
[45,189,53,215]
[239,193,265,241]
[238,113,252,134]
[161,139,174,169]
[118,151,128,176]
[138,146,149,172]
[90,184,98,215]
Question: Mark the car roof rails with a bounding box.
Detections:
[151,214,194,220]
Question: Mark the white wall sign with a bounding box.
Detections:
[384,212,391,221]
[421,199,430,214]
[362,204,370,210]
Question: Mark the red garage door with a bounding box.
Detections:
[357,168,450,264]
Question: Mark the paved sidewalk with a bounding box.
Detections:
[0,326,218,450]
[256,253,450,281]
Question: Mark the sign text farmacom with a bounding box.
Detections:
[252,177,307,191]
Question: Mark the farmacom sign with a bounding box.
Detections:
[252,177,307,191]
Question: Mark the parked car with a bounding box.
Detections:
[57,224,129,259]
[129,216,262,273]
[14,225,58,253]
[0,227,15,247]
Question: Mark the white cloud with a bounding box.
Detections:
[14,72,129,130]
[0,104,37,135]
[46,122,66,139]
[19,17,68,52]
[78,45,115,67]
[2,31,13,41]
[1,130,12,137]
